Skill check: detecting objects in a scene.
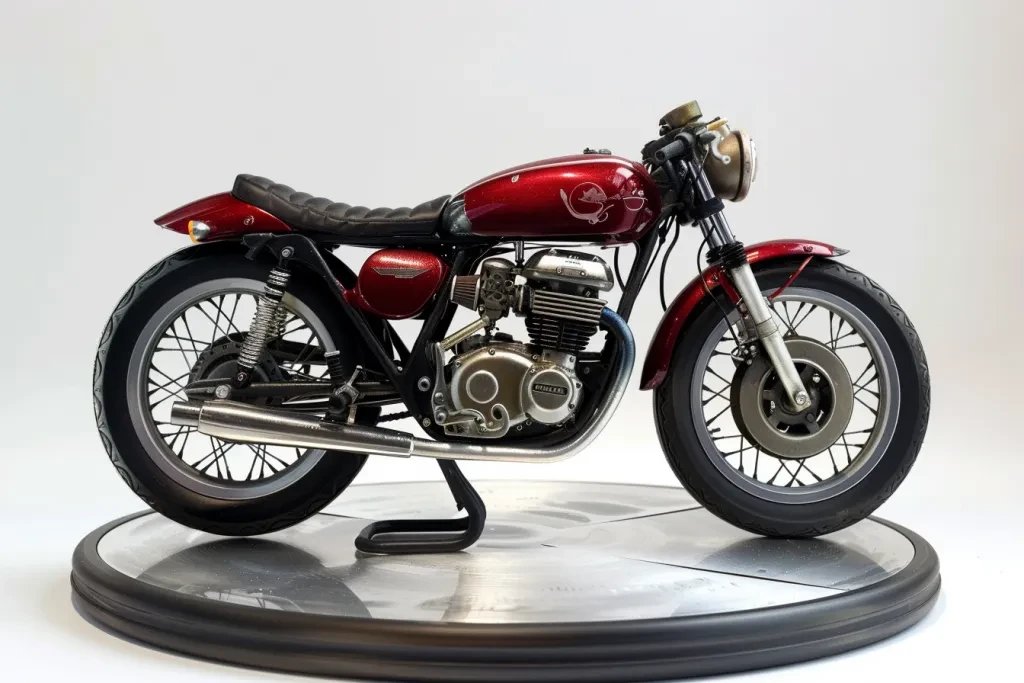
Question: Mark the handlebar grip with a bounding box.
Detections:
[654,138,689,163]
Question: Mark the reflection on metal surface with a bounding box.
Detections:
[550,505,915,591]
[97,482,915,624]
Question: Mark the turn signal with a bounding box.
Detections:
[187,220,211,242]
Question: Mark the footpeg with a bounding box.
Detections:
[324,354,361,423]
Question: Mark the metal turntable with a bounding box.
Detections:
[71,481,940,681]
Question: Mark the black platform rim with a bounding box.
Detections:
[71,494,941,683]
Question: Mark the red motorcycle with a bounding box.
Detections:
[94,101,929,553]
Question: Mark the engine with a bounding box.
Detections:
[438,249,613,438]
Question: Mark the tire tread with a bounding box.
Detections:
[654,258,930,537]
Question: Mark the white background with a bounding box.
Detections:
[1,0,1022,680]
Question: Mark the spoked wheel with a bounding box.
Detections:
[95,248,376,535]
[133,288,337,497]
[655,259,929,537]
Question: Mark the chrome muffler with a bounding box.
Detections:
[169,309,634,464]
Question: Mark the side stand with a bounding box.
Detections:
[354,460,486,555]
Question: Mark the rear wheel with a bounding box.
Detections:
[654,259,929,537]
[94,247,376,535]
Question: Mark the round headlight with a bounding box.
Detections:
[704,130,757,202]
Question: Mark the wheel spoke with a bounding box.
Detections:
[852,362,876,387]
[161,320,196,368]
[785,460,806,487]
[702,383,730,405]
[227,293,242,334]
[827,447,840,475]
[246,443,291,469]
[147,369,190,408]
[705,404,731,428]
[180,315,204,359]
[791,302,816,332]
[288,331,319,369]
[771,303,797,337]
[194,301,234,343]
[840,433,856,465]
[705,366,733,388]
[853,393,878,415]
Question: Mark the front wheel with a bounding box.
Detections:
[94,246,376,536]
[655,259,929,537]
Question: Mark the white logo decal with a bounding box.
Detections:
[372,267,429,279]
[559,182,646,224]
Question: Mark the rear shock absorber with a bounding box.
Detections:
[232,265,291,389]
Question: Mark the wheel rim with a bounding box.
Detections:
[689,287,900,504]
[127,278,336,501]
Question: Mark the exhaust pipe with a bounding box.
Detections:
[170,308,634,464]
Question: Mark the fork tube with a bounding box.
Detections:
[687,160,810,410]
[687,160,737,248]
[727,264,809,409]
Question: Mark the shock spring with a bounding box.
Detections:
[233,266,291,387]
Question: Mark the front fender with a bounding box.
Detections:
[154,192,290,241]
[639,239,845,390]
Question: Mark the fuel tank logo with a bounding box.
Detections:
[371,266,430,278]
[559,182,646,224]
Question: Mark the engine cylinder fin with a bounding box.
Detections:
[529,291,605,321]
[524,289,606,355]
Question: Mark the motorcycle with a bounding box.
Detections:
[93,101,929,553]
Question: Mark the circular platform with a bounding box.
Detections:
[71,481,940,681]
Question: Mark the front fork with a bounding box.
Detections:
[687,161,810,410]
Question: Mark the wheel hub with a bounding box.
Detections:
[731,337,854,459]
[190,339,285,403]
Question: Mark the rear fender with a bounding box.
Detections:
[639,239,845,390]
[155,192,290,241]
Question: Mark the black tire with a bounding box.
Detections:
[655,258,930,537]
[94,245,375,536]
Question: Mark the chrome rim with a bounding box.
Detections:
[689,287,900,504]
[127,278,336,501]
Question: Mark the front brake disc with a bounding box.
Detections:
[730,337,854,459]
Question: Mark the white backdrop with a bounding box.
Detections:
[1,1,1021,681]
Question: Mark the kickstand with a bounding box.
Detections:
[354,459,487,555]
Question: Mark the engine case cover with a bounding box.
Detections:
[522,362,579,424]
[450,344,533,431]
[449,344,581,434]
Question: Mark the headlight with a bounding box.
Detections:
[704,129,757,202]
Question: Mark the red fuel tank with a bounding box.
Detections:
[345,249,448,319]
[449,154,660,242]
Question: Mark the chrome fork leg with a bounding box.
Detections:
[686,158,809,409]
[727,263,810,409]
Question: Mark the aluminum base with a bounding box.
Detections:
[71,481,940,681]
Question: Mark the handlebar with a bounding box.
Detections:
[645,129,699,166]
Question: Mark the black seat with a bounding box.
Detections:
[232,174,450,238]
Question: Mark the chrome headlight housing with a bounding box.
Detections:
[704,129,757,202]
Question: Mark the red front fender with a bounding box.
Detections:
[154,192,290,241]
[639,239,845,390]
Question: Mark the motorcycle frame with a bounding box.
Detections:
[236,229,658,443]
[162,148,845,443]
